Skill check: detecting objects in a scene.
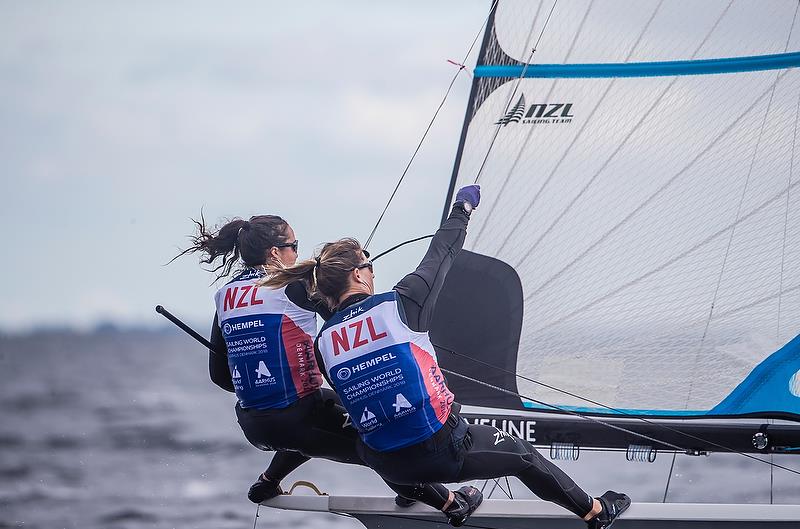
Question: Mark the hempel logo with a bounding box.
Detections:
[495,94,574,126]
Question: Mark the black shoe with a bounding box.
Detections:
[587,491,631,529]
[444,486,483,527]
[248,475,283,503]
[395,495,417,507]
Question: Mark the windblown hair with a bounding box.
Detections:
[262,238,365,310]
[173,211,290,281]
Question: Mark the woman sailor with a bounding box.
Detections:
[263,187,631,529]
[180,214,482,526]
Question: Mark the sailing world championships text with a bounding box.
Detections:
[342,367,404,401]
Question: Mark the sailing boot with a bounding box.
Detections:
[587,490,631,529]
[247,473,283,503]
[395,495,417,507]
[444,485,483,527]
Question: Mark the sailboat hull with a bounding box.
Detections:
[266,496,800,529]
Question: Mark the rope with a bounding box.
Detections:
[440,366,687,452]
[436,346,800,478]
[370,234,434,262]
[363,0,499,249]
[662,452,678,503]
[777,0,800,340]
[287,480,328,496]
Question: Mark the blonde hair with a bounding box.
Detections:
[261,238,365,310]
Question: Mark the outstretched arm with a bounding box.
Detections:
[394,185,479,332]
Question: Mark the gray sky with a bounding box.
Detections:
[1,1,487,332]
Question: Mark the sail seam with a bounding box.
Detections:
[488,0,666,256]
[528,165,800,335]
[522,68,792,322]
[686,1,798,408]
[486,0,730,269]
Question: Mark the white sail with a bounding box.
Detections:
[449,0,800,416]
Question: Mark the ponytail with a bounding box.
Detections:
[261,238,365,311]
[172,211,290,281]
[262,258,317,292]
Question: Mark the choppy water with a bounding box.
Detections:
[1,329,798,528]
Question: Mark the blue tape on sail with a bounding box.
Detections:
[522,333,800,418]
[521,402,706,416]
[475,51,800,79]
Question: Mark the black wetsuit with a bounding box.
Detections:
[317,205,595,518]
[209,277,452,508]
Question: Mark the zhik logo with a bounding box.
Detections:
[495,94,574,126]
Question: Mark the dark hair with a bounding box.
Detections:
[173,212,291,280]
[261,238,364,310]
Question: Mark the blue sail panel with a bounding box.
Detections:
[711,334,800,417]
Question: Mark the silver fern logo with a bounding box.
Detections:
[495,94,526,125]
[495,94,574,126]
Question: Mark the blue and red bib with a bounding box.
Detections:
[317,291,454,451]
[214,269,321,409]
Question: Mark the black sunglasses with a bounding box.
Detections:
[354,261,374,273]
[275,240,299,253]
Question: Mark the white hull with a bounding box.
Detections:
[266,495,800,529]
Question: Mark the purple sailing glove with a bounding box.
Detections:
[455,184,481,208]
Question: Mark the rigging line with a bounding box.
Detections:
[685,23,786,408]
[522,67,794,318]
[470,0,561,187]
[252,505,260,529]
[441,365,800,478]
[436,344,800,477]
[363,0,498,250]
[440,367,687,452]
[370,234,434,262]
[473,0,591,245]
[507,3,734,272]
[778,67,800,338]
[662,452,678,503]
[527,175,800,335]
[780,93,800,338]
[488,0,665,255]
[700,0,798,344]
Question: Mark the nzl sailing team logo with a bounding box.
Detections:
[495,94,574,126]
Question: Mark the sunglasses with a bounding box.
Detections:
[275,240,299,253]
[354,261,374,273]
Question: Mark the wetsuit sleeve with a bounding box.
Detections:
[393,205,469,332]
[209,314,235,393]
[285,281,334,321]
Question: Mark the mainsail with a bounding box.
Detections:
[436,0,800,428]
